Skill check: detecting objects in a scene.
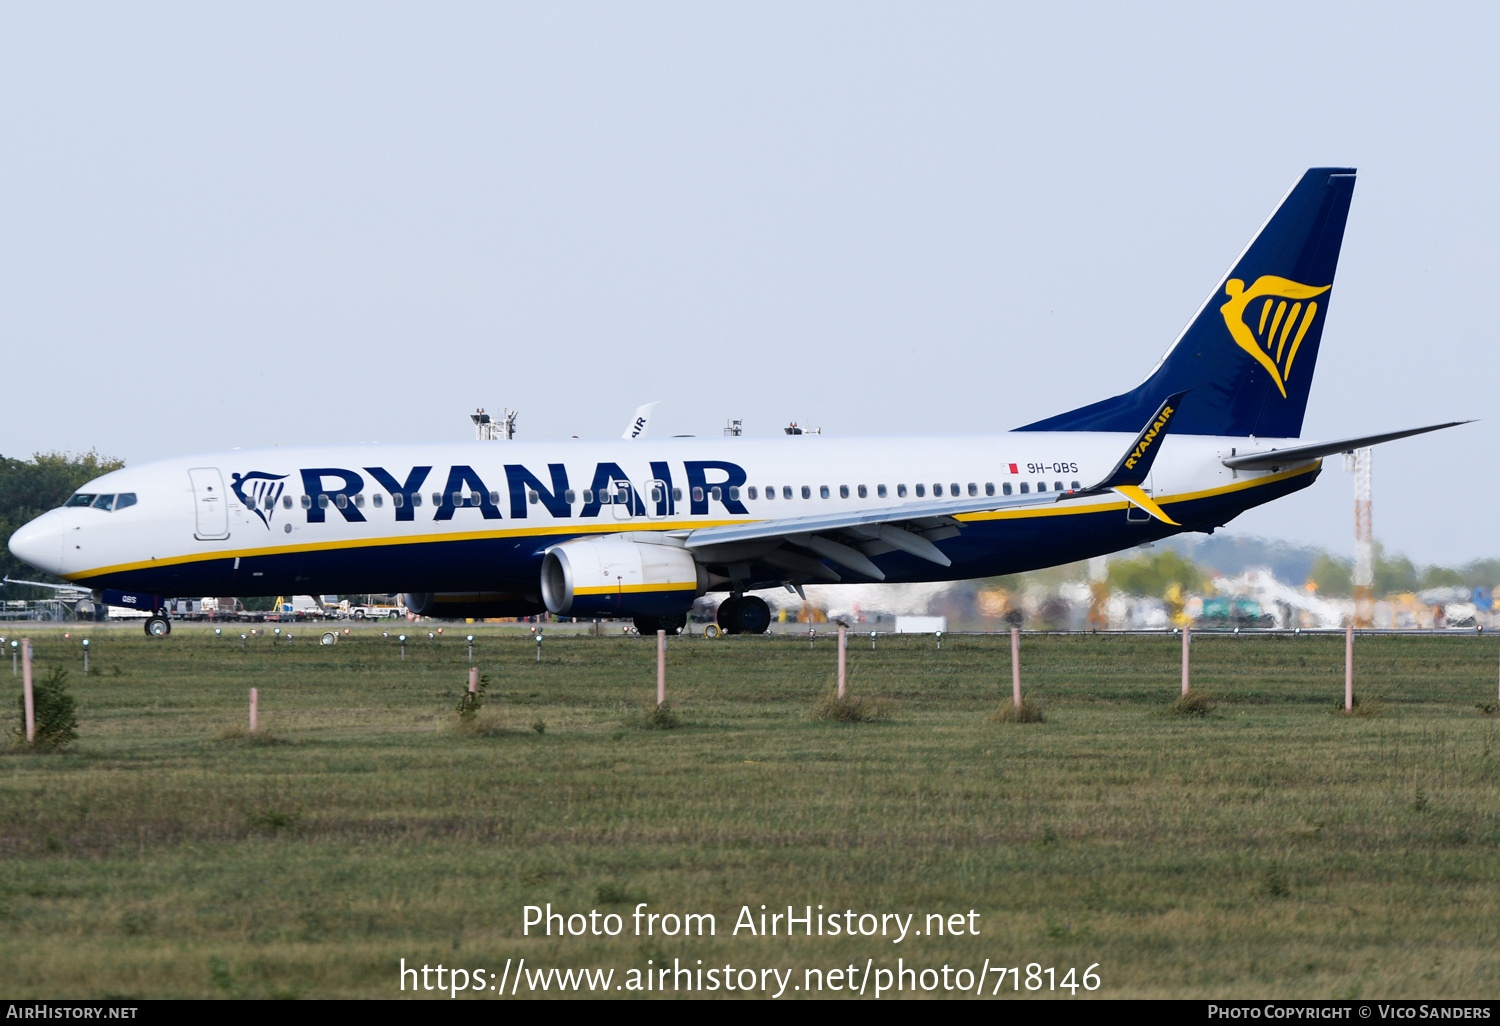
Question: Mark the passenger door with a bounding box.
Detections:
[189,468,231,540]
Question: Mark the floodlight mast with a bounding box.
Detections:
[471,407,517,441]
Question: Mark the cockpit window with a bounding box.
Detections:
[65,494,96,507]
[115,493,137,510]
[64,492,136,511]
[91,494,115,511]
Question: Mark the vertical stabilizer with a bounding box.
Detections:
[1018,168,1356,438]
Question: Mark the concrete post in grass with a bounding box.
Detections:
[536,632,543,663]
[82,638,90,676]
[468,667,478,694]
[1010,626,1022,708]
[1345,624,1354,711]
[1181,626,1191,696]
[656,629,666,706]
[837,625,847,699]
[22,638,35,745]
[249,687,259,734]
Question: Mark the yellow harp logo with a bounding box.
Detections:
[1219,276,1331,397]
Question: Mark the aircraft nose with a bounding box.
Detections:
[8,509,66,577]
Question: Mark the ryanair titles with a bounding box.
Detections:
[236,461,751,529]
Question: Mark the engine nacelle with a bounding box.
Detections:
[541,535,705,617]
[403,592,546,619]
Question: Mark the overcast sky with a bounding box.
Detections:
[1,3,1493,566]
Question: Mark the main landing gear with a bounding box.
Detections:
[144,614,172,637]
[716,595,771,635]
[633,613,686,636]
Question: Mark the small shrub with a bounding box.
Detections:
[1170,688,1215,716]
[215,726,286,745]
[454,710,507,737]
[595,882,642,905]
[531,719,547,735]
[627,702,681,731]
[247,807,302,833]
[456,673,492,720]
[1476,701,1498,717]
[12,666,78,749]
[1333,695,1381,718]
[1262,868,1290,898]
[811,693,892,723]
[990,696,1044,724]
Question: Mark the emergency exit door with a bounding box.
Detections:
[189,467,231,540]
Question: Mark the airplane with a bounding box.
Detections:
[7,167,1469,638]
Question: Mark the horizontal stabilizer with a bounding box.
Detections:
[1221,421,1472,471]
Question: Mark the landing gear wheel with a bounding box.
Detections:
[655,613,686,635]
[145,616,171,637]
[632,615,661,635]
[716,597,744,635]
[734,596,771,635]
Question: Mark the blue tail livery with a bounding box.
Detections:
[1018,168,1357,438]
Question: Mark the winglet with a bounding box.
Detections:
[1096,391,1188,490]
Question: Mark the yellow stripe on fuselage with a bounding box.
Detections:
[64,462,1320,582]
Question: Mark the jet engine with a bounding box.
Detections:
[541,535,705,617]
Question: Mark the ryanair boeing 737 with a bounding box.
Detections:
[7,168,1467,636]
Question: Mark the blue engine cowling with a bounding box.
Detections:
[541,535,704,618]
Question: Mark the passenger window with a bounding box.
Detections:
[336,494,348,509]
[693,487,705,502]
[935,483,944,496]
[877,484,887,498]
[710,486,722,502]
[839,485,849,498]
[819,485,830,499]
[92,494,115,510]
[915,484,925,497]
[673,487,682,501]
[1072,480,1081,490]
[857,484,867,498]
[1037,482,1047,493]
[967,483,976,496]
[490,491,500,505]
[115,493,137,510]
[373,494,384,508]
[1054,481,1064,492]
[765,487,774,501]
[528,490,539,504]
[1002,483,1013,496]
[801,486,811,499]
[950,483,959,496]
[564,490,576,504]
[391,493,403,508]
[354,494,365,508]
[728,486,740,501]
[582,489,594,504]
[747,486,757,500]
[450,492,462,506]
[985,482,995,496]
[318,495,330,509]
[262,495,274,510]
[431,493,441,506]
[897,484,907,497]
[784,486,794,500]
[65,494,95,507]
[411,493,422,507]
[1019,483,1029,494]
[651,486,664,503]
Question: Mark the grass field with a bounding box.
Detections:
[2,623,1498,999]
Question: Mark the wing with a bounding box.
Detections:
[677,488,1066,582]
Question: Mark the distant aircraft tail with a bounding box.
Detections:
[1018,168,1356,438]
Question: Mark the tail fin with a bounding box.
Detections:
[1018,168,1356,438]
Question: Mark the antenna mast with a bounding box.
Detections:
[1348,447,1373,628]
